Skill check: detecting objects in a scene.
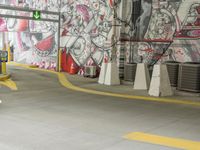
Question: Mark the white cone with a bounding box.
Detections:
[134,63,150,90]
[148,64,173,97]
[98,62,107,84]
[104,62,120,85]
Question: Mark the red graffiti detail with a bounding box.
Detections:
[141,48,155,53]
[100,14,105,21]
[194,18,200,26]
[62,29,68,36]
[196,6,200,14]
[35,35,54,51]
[152,54,168,60]
[109,0,113,7]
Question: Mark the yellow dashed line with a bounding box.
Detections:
[124,132,200,150]
[8,62,200,107]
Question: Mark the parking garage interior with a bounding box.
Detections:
[0,0,200,150]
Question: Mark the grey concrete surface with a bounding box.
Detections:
[0,66,199,150]
[66,74,200,101]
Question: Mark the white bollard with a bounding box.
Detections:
[104,62,120,85]
[148,64,173,97]
[133,63,150,90]
[98,62,108,84]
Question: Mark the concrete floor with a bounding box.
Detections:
[0,66,200,150]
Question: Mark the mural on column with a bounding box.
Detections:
[0,0,59,70]
[120,0,200,65]
[60,0,113,74]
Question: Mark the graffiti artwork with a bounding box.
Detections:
[0,0,199,74]
[0,0,59,70]
[60,0,113,74]
[119,0,200,67]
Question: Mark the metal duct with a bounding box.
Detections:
[165,61,180,87]
[124,63,137,82]
[177,62,200,92]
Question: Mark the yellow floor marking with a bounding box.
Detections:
[0,79,18,90]
[8,62,33,69]
[124,132,200,150]
[0,74,11,81]
[8,62,200,107]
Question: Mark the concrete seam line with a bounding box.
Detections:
[8,62,200,107]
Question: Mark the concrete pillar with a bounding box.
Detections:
[148,64,173,97]
[104,62,120,85]
[98,62,107,84]
[134,63,150,90]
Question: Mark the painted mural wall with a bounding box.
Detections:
[0,0,59,70]
[60,0,200,77]
[0,0,199,74]
[60,0,113,74]
[0,0,114,72]
[119,0,200,67]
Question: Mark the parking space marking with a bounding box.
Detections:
[124,132,200,150]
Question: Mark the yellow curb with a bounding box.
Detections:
[7,62,200,107]
[0,74,11,81]
[28,65,39,68]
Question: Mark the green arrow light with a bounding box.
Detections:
[33,10,41,20]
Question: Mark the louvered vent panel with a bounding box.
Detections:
[177,63,200,92]
[165,62,179,87]
[84,66,96,78]
[124,63,137,82]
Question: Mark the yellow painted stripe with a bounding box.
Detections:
[1,62,7,74]
[0,79,18,90]
[124,132,200,150]
[57,73,200,106]
[28,65,39,68]
[7,62,200,107]
[0,74,11,81]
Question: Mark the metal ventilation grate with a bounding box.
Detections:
[165,61,179,87]
[124,63,137,82]
[84,66,97,78]
[177,62,200,92]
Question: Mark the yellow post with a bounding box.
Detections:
[58,48,62,72]
[7,43,11,62]
[1,43,7,74]
[2,62,6,75]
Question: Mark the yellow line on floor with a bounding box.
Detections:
[0,74,11,81]
[8,62,200,107]
[0,79,18,90]
[124,132,200,150]
[57,73,200,107]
